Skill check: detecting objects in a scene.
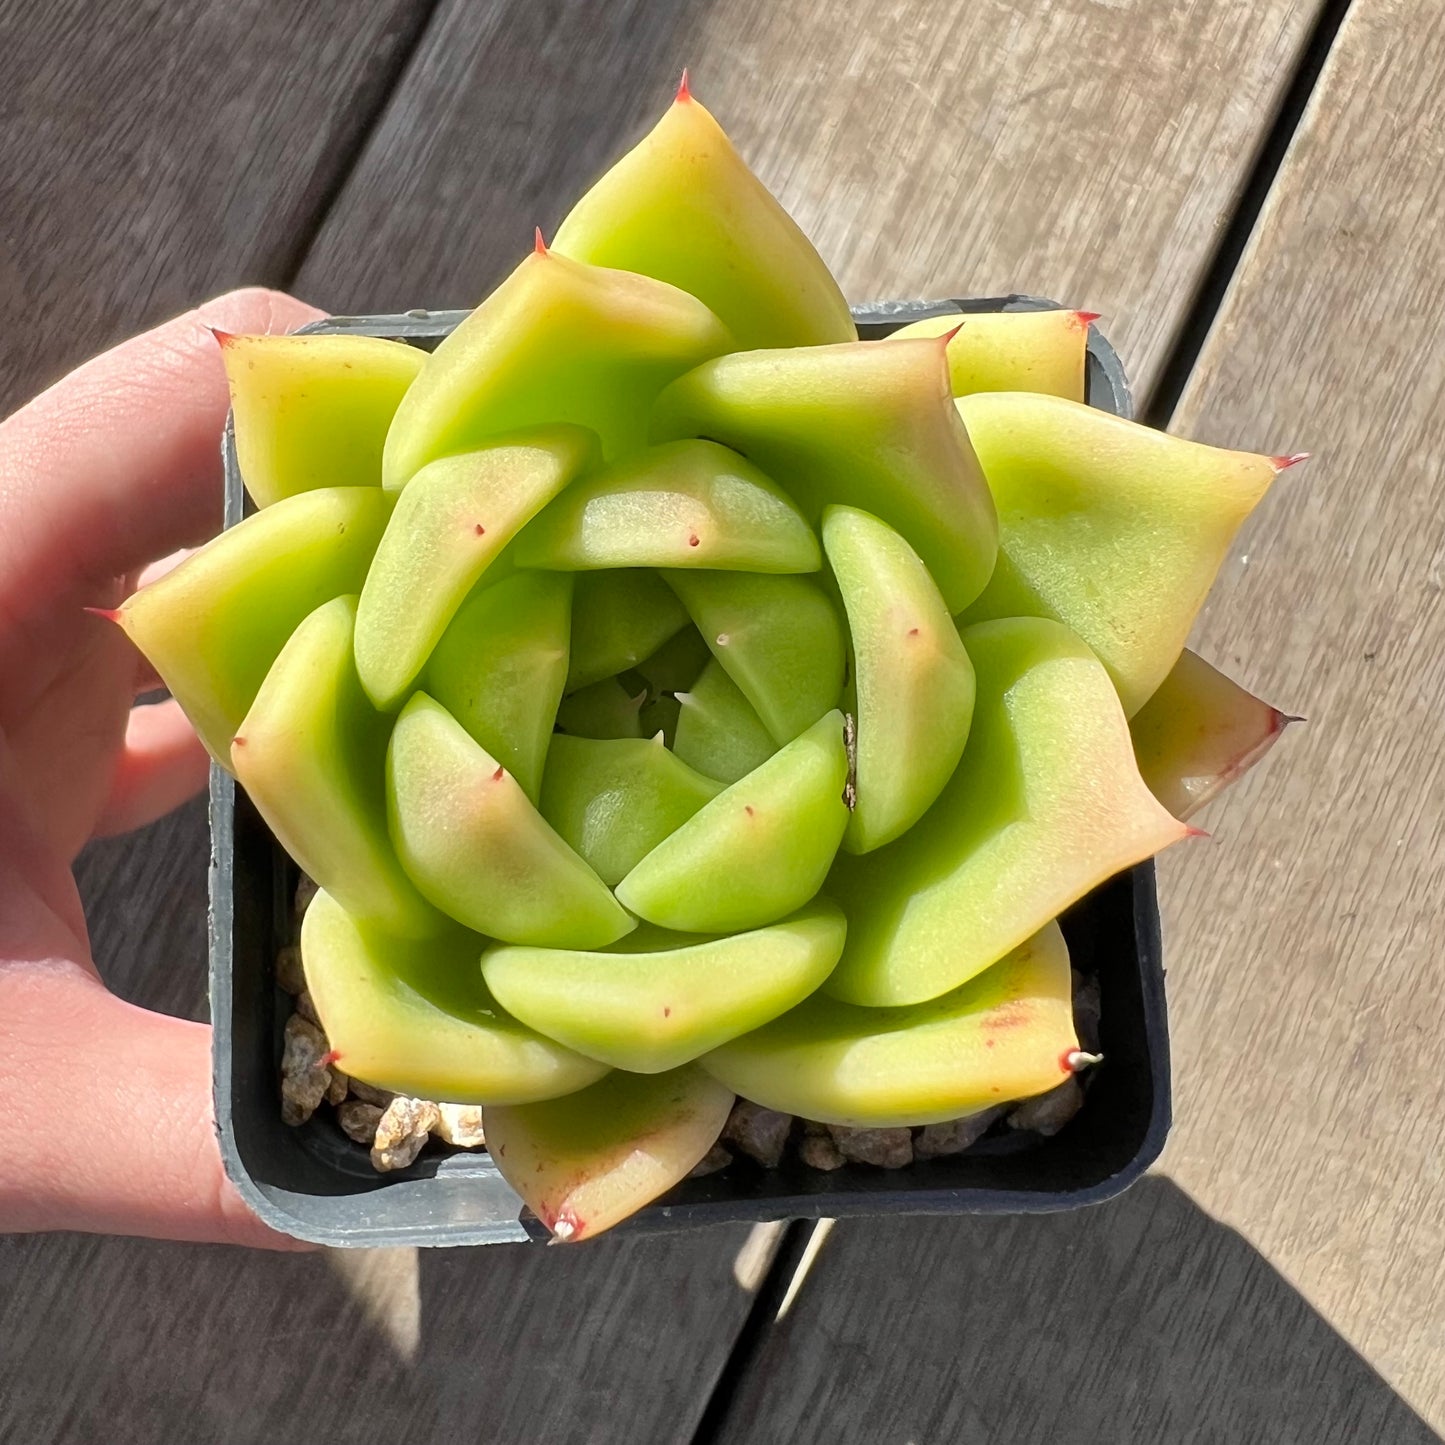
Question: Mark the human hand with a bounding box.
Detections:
[0,289,323,1246]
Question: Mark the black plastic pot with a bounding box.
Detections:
[210,297,1168,1248]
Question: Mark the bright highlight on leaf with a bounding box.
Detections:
[957,392,1281,715]
[220,331,425,507]
[888,309,1091,401]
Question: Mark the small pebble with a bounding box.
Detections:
[798,1129,846,1171]
[723,1100,793,1168]
[688,1143,733,1178]
[274,944,306,996]
[348,1078,396,1108]
[348,1080,395,1109]
[279,1014,330,1127]
[295,989,320,1025]
[914,1106,1008,1159]
[371,1097,441,1172]
[1007,1077,1085,1137]
[433,1102,486,1149]
[325,1068,350,1106]
[337,1100,384,1144]
[830,1125,913,1168]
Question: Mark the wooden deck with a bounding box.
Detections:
[1,0,1441,1439]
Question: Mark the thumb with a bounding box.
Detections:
[0,956,308,1249]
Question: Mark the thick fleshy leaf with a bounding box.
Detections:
[540,734,723,886]
[825,619,1189,1006]
[114,486,389,765]
[566,569,690,692]
[888,310,1090,401]
[427,570,572,804]
[1131,649,1295,820]
[552,87,854,350]
[957,392,1282,715]
[482,902,846,1074]
[651,338,998,611]
[702,922,1077,1127]
[356,426,597,711]
[386,693,635,948]
[513,439,820,573]
[672,659,777,783]
[301,889,607,1104]
[483,1066,735,1242]
[616,710,849,932]
[664,570,844,745]
[233,597,442,938]
[220,332,424,507]
[382,247,732,487]
[823,506,976,853]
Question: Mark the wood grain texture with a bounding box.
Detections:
[297,0,1323,396]
[711,1182,1440,1445]
[0,0,433,412]
[1158,0,1445,1426]
[0,1220,768,1444]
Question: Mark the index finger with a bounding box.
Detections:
[0,288,324,606]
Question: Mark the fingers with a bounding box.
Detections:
[0,288,324,611]
[0,956,310,1250]
[92,699,211,838]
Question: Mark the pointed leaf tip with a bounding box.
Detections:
[1184,823,1211,840]
[1271,451,1311,471]
[938,321,966,346]
[1073,310,1102,327]
[206,326,237,347]
[533,227,548,256]
[676,68,692,103]
[83,605,123,624]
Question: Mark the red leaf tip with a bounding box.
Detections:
[1184,823,1211,841]
[83,605,124,624]
[533,227,548,256]
[207,327,237,347]
[491,765,505,782]
[319,1050,342,1069]
[1271,451,1311,471]
[1074,310,1102,327]
[938,321,966,346]
[676,68,692,103]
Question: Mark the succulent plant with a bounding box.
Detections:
[108,78,1297,1243]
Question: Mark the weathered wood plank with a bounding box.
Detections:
[0,1218,773,1444]
[0,0,432,411]
[297,0,1326,395]
[712,1,1445,1437]
[712,1182,1440,1444]
[1158,0,1445,1425]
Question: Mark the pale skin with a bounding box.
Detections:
[0,289,323,1247]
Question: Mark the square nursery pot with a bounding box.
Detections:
[210,296,1169,1248]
